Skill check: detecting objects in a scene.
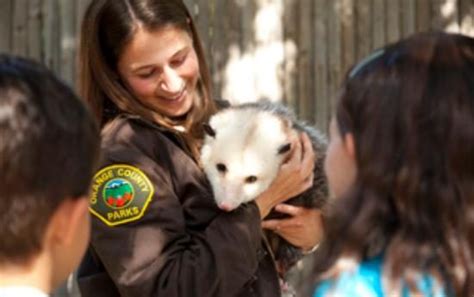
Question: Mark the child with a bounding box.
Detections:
[0,55,100,296]
[313,32,474,296]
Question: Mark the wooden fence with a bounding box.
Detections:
[0,0,473,296]
[182,0,474,132]
[1,0,473,133]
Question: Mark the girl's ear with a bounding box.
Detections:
[344,133,356,159]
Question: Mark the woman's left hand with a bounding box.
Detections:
[261,204,324,252]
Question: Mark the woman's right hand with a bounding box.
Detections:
[255,132,315,218]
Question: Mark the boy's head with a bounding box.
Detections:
[0,55,100,288]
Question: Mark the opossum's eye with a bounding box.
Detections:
[216,163,227,174]
[245,176,258,183]
[278,143,291,154]
[203,123,216,138]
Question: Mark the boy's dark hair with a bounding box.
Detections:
[0,55,100,265]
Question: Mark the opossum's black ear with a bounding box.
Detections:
[203,123,216,138]
[278,143,291,155]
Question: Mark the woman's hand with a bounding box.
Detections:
[261,204,324,251]
[255,132,315,218]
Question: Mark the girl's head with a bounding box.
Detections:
[320,32,474,295]
[80,0,216,154]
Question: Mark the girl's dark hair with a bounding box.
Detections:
[79,0,216,159]
[314,32,474,296]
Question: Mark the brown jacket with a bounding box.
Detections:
[77,115,281,297]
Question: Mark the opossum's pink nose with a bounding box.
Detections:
[219,202,236,212]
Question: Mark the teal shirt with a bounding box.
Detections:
[313,256,448,297]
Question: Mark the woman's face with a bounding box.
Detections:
[117,26,200,118]
[324,118,357,199]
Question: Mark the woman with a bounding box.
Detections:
[77,1,323,296]
[313,32,474,296]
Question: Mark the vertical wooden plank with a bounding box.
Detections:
[76,0,92,31]
[42,0,60,73]
[0,0,13,53]
[12,0,29,56]
[207,0,217,94]
[430,0,449,30]
[372,0,386,49]
[210,0,223,97]
[75,0,93,89]
[182,0,193,11]
[58,0,77,86]
[472,0,474,36]
[431,0,454,31]
[355,0,371,60]
[386,0,401,44]
[282,0,299,110]
[240,0,257,101]
[297,0,315,123]
[195,0,212,65]
[340,0,355,78]
[459,0,474,36]
[76,0,93,41]
[447,0,460,32]
[183,0,208,54]
[327,0,342,127]
[449,0,460,33]
[254,0,286,103]
[28,0,43,61]
[431,0,443,29]
[314,0,329,132]
[241,0,256,53]
[211,0,241,100]
[416,0,431,32]
[401,0,416,37]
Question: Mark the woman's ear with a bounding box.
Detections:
[344,133,356,159]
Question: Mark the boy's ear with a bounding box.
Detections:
[48,197,90,246]
[344,133,356,159]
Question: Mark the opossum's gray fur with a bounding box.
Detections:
[201,100,328,275]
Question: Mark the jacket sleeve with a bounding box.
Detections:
[89,144,264,297]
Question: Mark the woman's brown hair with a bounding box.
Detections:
[314,32,474,296]
[79,0,216,159]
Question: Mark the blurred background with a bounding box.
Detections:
[0,0,473,296]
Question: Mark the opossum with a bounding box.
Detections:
[200,100,328,274]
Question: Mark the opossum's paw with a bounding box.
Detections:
[275,243,304,276]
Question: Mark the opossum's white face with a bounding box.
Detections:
[201,109,293,211]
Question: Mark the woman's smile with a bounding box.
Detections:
[118,26,199,118]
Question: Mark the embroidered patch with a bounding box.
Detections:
[90,164,154,226]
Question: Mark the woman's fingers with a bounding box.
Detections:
[274,204,302,216]
[262,207,324,250]
[261,219,280,230]
[261,218,301,231]
[303,172,314,191]
[285,133,302,166]
[301,133,315,176]
[255,132,316,218]
[261,204,309,230]
[300,133,311,159]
